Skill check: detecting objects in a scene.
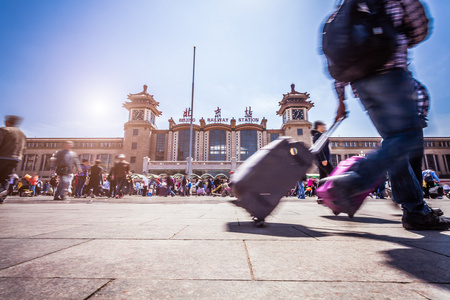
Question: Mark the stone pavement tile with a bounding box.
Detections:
[90,279,434,299]
[0,224,84,238]
[412,283,450,299]
[0,277,110,300]
[173,221,312,240]
[0,239,88,269]
[32,224,189,239]
[245,240,450,282]
[0,240,251,280]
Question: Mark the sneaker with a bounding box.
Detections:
[91,195,95,198]
[402,211,450,231]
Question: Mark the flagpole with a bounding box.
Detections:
[187,46,196,180]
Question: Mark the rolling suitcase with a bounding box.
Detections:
[316,156,384,217]
[232,118,344,226]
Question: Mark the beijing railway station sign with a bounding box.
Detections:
[178,107,260,124]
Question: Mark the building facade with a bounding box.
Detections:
[18,85,450,179]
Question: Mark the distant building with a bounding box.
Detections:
[19,85,450,179]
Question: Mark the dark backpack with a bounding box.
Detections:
[412,78,430,128]
[322,0,398,82]
[423,172,434,185]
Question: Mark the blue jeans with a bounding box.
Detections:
[351,68,430,215]
[75,176,86,197]
[165,186,175,196]
[55,175,72,198]
[29,185,36,196]
[297,182,305,199]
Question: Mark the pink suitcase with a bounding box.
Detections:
[316,156,378,218]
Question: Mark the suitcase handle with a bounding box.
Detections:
[309,116,345,154]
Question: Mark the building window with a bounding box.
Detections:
[330,141,340,148]
[445,154,450,173]
[96,154,113,170]
[133,129,139,136]
[44,142,59,148]
[131,142,137,150]
[27,142,41,148]
[330,154,342,168]
[22,154,37,171]
[80,142,96,148]
[130,156,136,164]
[39,154,53,171]
[343,141,359,148]
[270,133,279,142]
[156,134,166,161]
[99,142,114,148]
[425,154,440,172]
[177,130,195,161]
[344,154,357,159]
[297,129,303,136]
[240,129,257,161]
[209,129,227,161]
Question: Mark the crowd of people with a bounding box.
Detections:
[3,137,233,200]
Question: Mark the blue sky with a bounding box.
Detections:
[1,0,448,138]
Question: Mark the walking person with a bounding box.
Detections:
[84,159,103,198]
[164,175,175,197]
[52,141,82,200]
[142,172,149,197]
[311,121,334,204]
[28,173,39,196]
[0,115,26,203]
[325,0,449,230]
[74,159,89,198]
[107,167,116,198]
[297,179,306,199]
[113,154,130,199]
[422,169,439,199]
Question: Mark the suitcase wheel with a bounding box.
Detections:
[348,213,354,218]
[252,217,265,227]
[332,211,340,216]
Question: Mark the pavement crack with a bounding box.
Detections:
[84,278,115,299]
[168,225,189,239]
[242,240,255,281]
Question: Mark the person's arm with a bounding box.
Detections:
[334,81,348,122]
[402,0,430,48]
[73,153,82,172]
[431,172,440,183]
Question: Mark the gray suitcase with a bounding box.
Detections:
[231,118,343,225]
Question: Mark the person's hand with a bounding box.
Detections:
[335,100,347,122]
[322,161,327,166]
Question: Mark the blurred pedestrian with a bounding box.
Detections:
[326,0,448,230]
[113,154,130,198]
[0,115,26,203]
[52,141,81,200]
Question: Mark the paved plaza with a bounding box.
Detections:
[0,195,449,299]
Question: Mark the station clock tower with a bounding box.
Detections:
[122,85,162,172]
[277,84,314,147]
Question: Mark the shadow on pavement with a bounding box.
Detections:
[227,221,450,290]
[227,222,329,238]
[321,215,401,224]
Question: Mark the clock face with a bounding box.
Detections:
[132,109,144,120]
[292,109,304,120]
